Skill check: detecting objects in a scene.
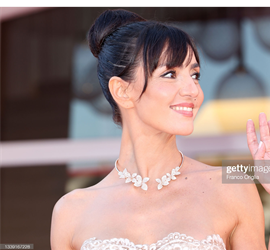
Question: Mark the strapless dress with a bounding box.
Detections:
[80,232,226,250]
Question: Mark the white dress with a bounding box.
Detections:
[80,232,226,250]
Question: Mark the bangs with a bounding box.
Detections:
[134,22,200,98]
[142,23,199,76]
[158,43,194,70]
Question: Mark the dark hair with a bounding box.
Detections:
[88,9,200,127]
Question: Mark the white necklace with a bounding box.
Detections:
[114,150,184,191]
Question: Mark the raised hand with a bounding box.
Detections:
[246,112,270,194]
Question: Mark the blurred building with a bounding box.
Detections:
[1,7,270,249]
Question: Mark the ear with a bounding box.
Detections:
[108,76,134,109]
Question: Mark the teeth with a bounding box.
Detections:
[171,106,193,111]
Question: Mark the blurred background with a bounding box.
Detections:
[0,7,270,249]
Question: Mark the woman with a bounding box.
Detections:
[50,9,270,250]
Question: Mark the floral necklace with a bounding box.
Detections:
[114,150,184,191]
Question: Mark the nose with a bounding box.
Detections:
[178,76,199,98]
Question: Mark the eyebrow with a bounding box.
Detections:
[190,62,200,69]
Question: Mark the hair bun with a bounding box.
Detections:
[88,9,145,58]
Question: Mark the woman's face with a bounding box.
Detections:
[128,50,204,136]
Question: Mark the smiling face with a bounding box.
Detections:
[127,49,204,136]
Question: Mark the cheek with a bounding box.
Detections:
[135,85,174,121]
[139,86,175,115]
[147,84,176,101]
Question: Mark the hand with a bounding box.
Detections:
[246,112,270,194]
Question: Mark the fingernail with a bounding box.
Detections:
[259,141,263,148]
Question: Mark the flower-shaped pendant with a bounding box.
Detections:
[156,166,181,190]
[118,169,150,190]
[115,150,184,191]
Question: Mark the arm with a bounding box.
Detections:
[50,191,78,250]
[247,113,270,194]
[229,182,266,250]
[246,113,270,250]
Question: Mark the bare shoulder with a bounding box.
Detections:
[184,156,224,181]
[185,156,262,204]
[187,157,265,248]
[50,187,98,250]
[52,187,93,218]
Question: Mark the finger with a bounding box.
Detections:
[259,113,269,138]
[246,119,259,157]
[254,140,265,159]
[259,113,270,154]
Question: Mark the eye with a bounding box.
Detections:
[191,72,201,81]
[162,70,176,79]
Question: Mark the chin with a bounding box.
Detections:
[177,131,193,136]
[172,126,194,136]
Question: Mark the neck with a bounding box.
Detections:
[117,121,184,182]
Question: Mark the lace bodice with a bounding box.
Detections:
[80,232,226,250]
